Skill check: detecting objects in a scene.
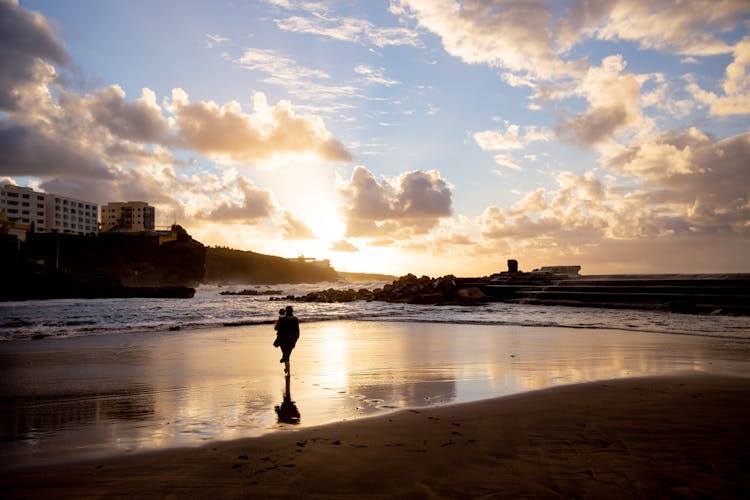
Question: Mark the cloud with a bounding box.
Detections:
[474,122,553,151]
[64,85,170,143]
[605,129,750,234]
[492,155,522,171]
[168,89,351,163]
[235,47,330,81]
[393,0,582,79]
[329,239,359,252]
[340,165,452,238]
[0,0,69,112]
[269,2,421,48]
[556,55,642,146]
[700,37,750,116]
[354,64,400,86]
[0,121,116,178]
[281,211,316,239]
[475,127,750,259]
[557,0,750,56]
[202,177,275,222]
[205,33,230,48]
[234,47,358,101]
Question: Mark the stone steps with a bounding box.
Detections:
[477,275,750,315]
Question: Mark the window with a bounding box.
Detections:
[22,194,29,199]
[22,202,30,207]
[7,192,18,197]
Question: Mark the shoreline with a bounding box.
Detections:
[3,373,749,498]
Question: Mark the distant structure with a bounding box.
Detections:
[490,259,581,280]
[532,265,581,277]
[290,254,332,269]
[101,201,155,233]
[0,185,99,239]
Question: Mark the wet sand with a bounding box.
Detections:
[1,320,750,496]
[2,373,749,498]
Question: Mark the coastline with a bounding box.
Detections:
[3,373,749,498]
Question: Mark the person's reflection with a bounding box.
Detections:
[275,374,301,424]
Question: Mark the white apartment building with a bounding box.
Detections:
[0,185,47,230]
[0,185,99,236]
[100,201,155,233]
[44,192,99,235]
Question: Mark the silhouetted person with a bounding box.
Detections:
[275,374,300,424]
[274,305,299,375]
[272,308,285,347]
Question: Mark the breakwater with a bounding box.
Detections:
[477,274,750,315]
[291,273,750,316]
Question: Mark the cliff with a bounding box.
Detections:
[0,226,204,300]
[204,247,339,284]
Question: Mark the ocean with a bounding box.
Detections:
[2,282,749,341]
[2,283,750,467]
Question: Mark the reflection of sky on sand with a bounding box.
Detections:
[1,320,749,467]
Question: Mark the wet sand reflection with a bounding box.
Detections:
[1,320,749,467]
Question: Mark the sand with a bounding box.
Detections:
[3,373,749,499]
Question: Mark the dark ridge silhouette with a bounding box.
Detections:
[204,247,338,284]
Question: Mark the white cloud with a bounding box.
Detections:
[393,0,582,79]
[340,165,452,238]
[556,55,642,146]
[558,0,750,56]
[354,64,400,86]
[167,89,351,163]
[269,4,421,48]
[205,33,230,48]
[329,239,359,252]
[281,211,317,240]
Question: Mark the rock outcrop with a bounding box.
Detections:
[290,274,487,305]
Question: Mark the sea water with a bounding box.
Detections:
[1,283,749,341]
[1,284,749,467]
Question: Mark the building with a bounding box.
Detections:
[0,185,98,237]
[44,192,99,235]
[0,185,47,230]
[100,201,155,233]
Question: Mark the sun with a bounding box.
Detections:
[306,213,346,243]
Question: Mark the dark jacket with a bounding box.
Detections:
[274,315,299,350]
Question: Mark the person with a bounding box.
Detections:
[274,305,299,374]
[272,308,285,347]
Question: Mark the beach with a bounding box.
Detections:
[2,320,750,497]
[3,374,749,498]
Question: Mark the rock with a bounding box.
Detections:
[456,287,486,302]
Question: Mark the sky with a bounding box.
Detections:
[2,0,749,277]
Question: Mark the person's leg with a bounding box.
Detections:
[284,360,290,374]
